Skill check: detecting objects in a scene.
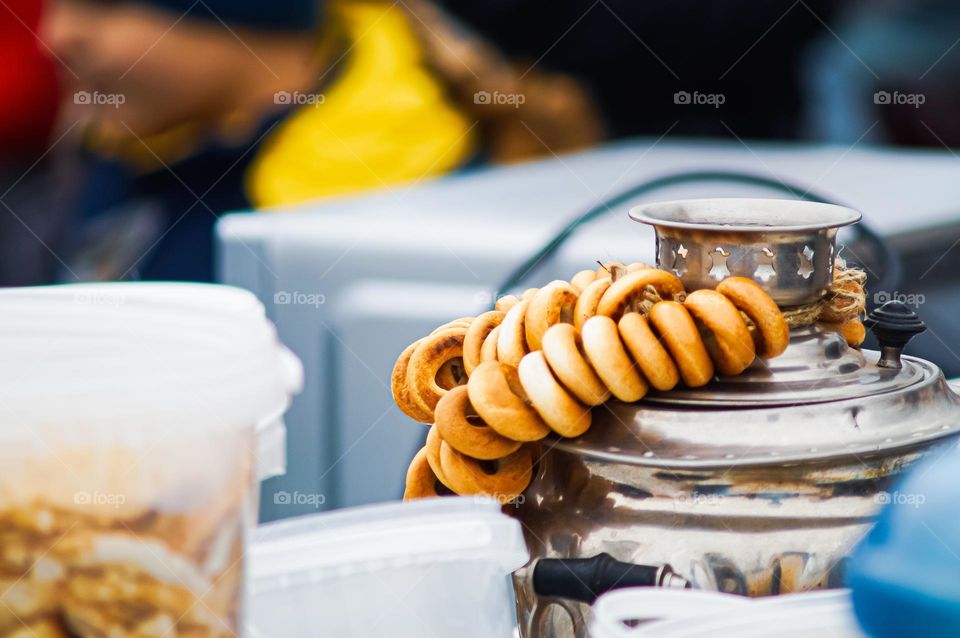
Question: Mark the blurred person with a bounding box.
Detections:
[0,0,64,286]
[40,0,606,282]
[435,0,842,140]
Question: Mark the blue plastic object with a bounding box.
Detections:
[849,442,960,637]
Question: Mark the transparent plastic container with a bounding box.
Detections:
[247,498,529,638]
[589,589,864,638]
[0,283,301,636]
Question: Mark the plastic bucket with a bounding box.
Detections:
[0,282,301,636]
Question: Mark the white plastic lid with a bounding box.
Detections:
[590,589,864,638]
[249,497,530,594]
[0,283,302,482]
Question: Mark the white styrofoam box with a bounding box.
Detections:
[247,498,528,638]
[217,138,960,518]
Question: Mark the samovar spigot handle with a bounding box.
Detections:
[530,553,691,604]
[864,300,927,369]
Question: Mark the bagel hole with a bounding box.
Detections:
[465,414,486,428]
[435,357,467,390]
[559,303,575,325]
[478,460,499,475]
[434,479,456,496]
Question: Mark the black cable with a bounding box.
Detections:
[494,169,900,302]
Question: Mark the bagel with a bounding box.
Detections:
[391,340,434,423]
[581,315,648,402]
[521,287,539,301]
[627,262,652,272]
[406,327,467,416]
[439,441,533,501]
[495,295,520,313]
[432,317,473,335]
[497,299,530,367]
[597,269,686,321]
[404,447,446,500]
[425,425,453,487]
[518,351,592,437]
[467,361,551,441]
[617,313,680,391]
[648,301,714,387]
[570,269,598,293]
[524,280,579,351]
[435,386,522,459]
[481,325,501,363]
[574,277,611,332]
[716,277,789,358]
[823,319,866,347]
[683,289,756,376]
[541,323,610,405]
[463,310,505,375]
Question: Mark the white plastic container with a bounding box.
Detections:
[0,282,303,480]
[247,498,529,638]
[590,588,865,638]
[0,283,301,636]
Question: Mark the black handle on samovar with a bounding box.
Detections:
[531,553,691,604]
[864,300,926,369]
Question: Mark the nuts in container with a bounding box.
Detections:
[0,284,303,637]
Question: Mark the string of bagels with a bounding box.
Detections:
[393,260,867,501]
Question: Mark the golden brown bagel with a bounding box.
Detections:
[524,280,579,351]
[541,323,610,405]
[574,277,611,332]
[495,295,520,313]
[648,301,715,387]
[435,386,522,459]
[406,327,467,416]
[684,289,756,376]
[463,310,505,375]
[617,313,680,391]
[425,425,453,488]
[497,299,530,367]
[404,447,445,500]
[518,351,592,437]
[439,441,533,501]
[391,340,434,423]
[581,315,648,402]
[467,361,551,441]
[597,269,686,321]
[570,269,598,293]
[431,317,473,335]
[481,325,501,363]
[716,277,789,358]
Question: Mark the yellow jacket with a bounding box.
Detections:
[247,2,476,208]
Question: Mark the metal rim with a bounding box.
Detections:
[629,197,862,233]
[549,358,958,470]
